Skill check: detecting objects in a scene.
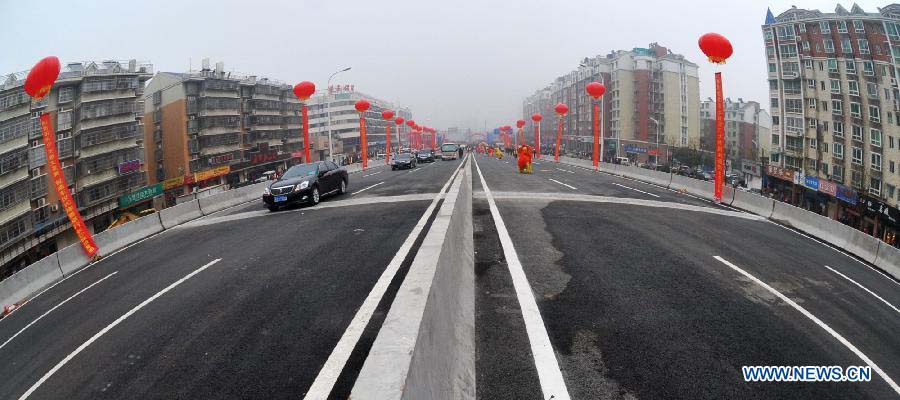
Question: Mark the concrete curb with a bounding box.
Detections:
[0,253,62,310]
[351,158,475,399]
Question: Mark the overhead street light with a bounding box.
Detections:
[326,67,352,161]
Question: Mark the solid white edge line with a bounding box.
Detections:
[474,156,571,400]
[611,182,661,198]
[302,156,468,400]
[555,168,575,174]
[351,181,384,195]
[17,258,221,400]
[0,271,118,352]
[548,178,577,191]
[713,256,900,396]
[824,265,900,315]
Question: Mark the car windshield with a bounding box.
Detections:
[441,144,458,152]
[396,153,411,160]
[281,164,318,178]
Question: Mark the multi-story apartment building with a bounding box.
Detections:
[765,4,900,244]
[700,98,772,176]
[306,88,409,162]
[143,61,306,200]
[523,43,700,164]
[0,60,151,277]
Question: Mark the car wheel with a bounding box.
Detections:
[267,205,278,212]
[338,179,347,195]
[311,186,320,205]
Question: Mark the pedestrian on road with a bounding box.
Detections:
[458,146,463,159]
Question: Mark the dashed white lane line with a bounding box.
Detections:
[548,178,577,190]
[824,265,900,316]
[18,258,222,400]
[611,183,661,198]
[351,181,384,195]
[714,256,900,397]
[303,156,468,400]
[474,157,571,400]
[363,171,383,177]
[555,168,575,174]
[0,271,118,352]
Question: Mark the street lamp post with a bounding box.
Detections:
[649,116,661,168]
[326,67,351,161]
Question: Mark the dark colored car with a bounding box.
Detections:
[416,151,435,163]
[262,161,348,211]
[391,152,417,170]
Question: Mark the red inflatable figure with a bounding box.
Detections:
[517,144,533,174]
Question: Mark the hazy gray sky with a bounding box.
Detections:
[0,0,889,130]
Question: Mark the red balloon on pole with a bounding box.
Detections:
[355,99,370,112]
[585,81,606,99]
[293,81,316,101]
[516,120,525,128]
[698,32,733,64]
[554,103,569,115]
[395,117,404,125]
[407,120,415,127]
[531,113,542,122]
[532,113,542,159]
[382,110,394,120]
[24,56,61,100]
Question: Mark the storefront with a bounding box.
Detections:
[860,196,900,247]
[765,165,797,204]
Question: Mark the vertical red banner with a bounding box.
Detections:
[432,131,436,150]
[385,124,391,164]
[359,115,368,169]
[714,72,725,202]
[301,104,310,163]
[592,101,600,168]
[41,114,98,257]
[534,122,541,159]
[554,117,563,162]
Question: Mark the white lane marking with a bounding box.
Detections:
[17,258,221,400]
[713,256,900,396]
[351,181,384,195]
[768,222,900,289]
[555,168,575,174]
[303,156,468,400]
[824,265,900,315]
[611,183,661,198]
[0,271,118,352]
[548,178,577,190]
[474,157,571,400]
[363,171,383,177]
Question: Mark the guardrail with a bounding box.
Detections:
[0,163,386,314]
[555,156,900,281]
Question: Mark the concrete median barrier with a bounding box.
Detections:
[0,253,62,309]
[159,199,202,229]
[731,190,775,219]
[352,159,475,399]
[94,213,164,255]
[844,227,881,265]
[56,241,91,276]
[874,242,900,280]
[771,202,849,249]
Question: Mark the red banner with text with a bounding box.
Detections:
[714,72,725,202]
[40,114,98,257]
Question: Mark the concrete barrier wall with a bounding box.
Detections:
[56,240,92,276]
[771,202,850,249]
[874,242,900,280]
[159,199,202,229]
[0,253,62,308]
[844,227,881,265]
[732,190,775,219]
[93,212,164,255]
[351,160,475,399]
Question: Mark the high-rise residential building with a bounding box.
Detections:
[523,43,700,164]
[143,62,306,201]
[700,98,772,176]
[764,3,900,244]
[305,88,409,161]
[0,60,152,276]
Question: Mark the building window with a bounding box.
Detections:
[772,134,780,145]
[832,99,843,115]
[842,38,853,54]
[859,39,870,54]
[57,110,72,131]
[769,63,777,73]
[833,121,844,136]
[833,165,844,179]
[799,23,807,33]
[784,80,801,95]
[854,20,865,32]
[850,102,861,118]
[887,184,896,199]
[765,29,773,41]
[807,79,815,88]
[867,82,878,99]
[58,87,74,104]
[852,125,863,141]
[823,163,830,174]
[777,25,796,39]
[869,105,881,122]
[769,79,778,91]
[871,177,882,195]
[771,98,779,108]
[804,59,813,69]
[831,79,841,93]
[785,99,803,113]
[848,81,859,96]
[891,161,896,173]
[871,128,882,146]
[852,147,863,165]
[838,20,848,33]
[808,98,817,109]
[834,142,844,158]
[825,39,835,53]
[767,46,775,57]
[780,44,798,57]
[809,118,817,128]
[846,60,857,74]
[863,61,874,76]
[810,138,818,149]
[890,135,896,148]
[820,21,831,33]
[803,41,811,52]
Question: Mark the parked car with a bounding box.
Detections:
[698,171,713,181]
[615,157,631,165]
[416,151,435,163]
[262,161,347,211]
[676,165,694,176]
[391,152,417,170]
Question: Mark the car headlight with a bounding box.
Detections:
[264,186,271,195]
[296,181,309,191]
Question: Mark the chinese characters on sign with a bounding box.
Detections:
[194,165,230,182]
[328,84,355,95]
[207,153,234,166]
[117,159,141,175]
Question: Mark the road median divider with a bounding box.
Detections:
[352,158,475,399]
[0,253,62,314]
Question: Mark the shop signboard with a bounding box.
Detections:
[862,196,900,225]
[119,183,163,208]
[623,144,648,154]
[118,159,141,175]
[818,179,837,196]
[836,184,858,205]
[162,176,185,190]
[803,175,819,190]
[194,165,230,182]
[766,165,795,182]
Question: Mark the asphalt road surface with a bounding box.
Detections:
[2,153,898,400]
